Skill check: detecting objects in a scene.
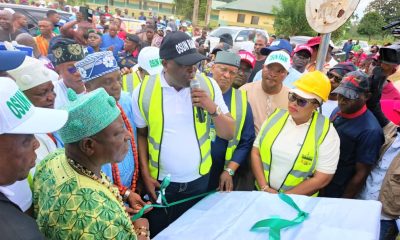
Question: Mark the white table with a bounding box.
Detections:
[155,191,381,240]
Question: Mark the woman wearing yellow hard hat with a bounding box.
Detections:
[251,71,340,196]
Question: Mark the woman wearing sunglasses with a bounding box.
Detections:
[251,71,340,196]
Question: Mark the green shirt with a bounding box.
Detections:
[33,150,137,240]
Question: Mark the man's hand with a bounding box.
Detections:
[191,88,216,113]
[262,185,278,194]
[107,45,114,52]
[125,192,153,215]
[219,171,233,192]
[120,67,131,75]
[142,176,161,202]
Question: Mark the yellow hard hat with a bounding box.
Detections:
[293,71,331,102]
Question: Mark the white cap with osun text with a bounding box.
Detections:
[138,46,163,75]
[0,77,68,135]
[264,50,291,72]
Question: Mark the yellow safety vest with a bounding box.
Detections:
[258,108,330,193]
[224,88,247,165]
[138,73,215,179]
[122,71,142,94]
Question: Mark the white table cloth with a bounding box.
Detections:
[155,191,381,240]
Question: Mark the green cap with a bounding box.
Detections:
[214,51,241,68]
[59,88,120,144]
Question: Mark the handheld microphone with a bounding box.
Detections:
[190,79,205,123]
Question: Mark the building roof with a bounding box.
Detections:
[217,0,280,15]
[150,0,174,4]
[212,0,226,10]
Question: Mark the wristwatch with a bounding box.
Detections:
[210,105,222,118]
[224,167,235,176]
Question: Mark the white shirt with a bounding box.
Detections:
[132,72,229,182]
[53,80,69,109]
[358,133,400,220]
[254,115,340,190]
[321,100,338,118]
[53,80,85,109]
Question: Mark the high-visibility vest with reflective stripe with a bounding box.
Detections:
[138,73,215,179]
[122,71,141,94]
[258,108,330,192]
[224,88,247,164]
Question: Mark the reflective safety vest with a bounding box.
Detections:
[224,88,247,165]
[122,71,142,94]
[258,108,330,193]
[138,73,215,179]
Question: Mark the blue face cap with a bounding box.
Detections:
[260,39,293,56]
[0,50,27,72]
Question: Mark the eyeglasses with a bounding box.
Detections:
[327,72,342,83]
[67,66,78,74]
[288,92,317,107]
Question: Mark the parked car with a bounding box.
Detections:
[0,3,72,36]
[207,26,269,52]
[289,36,312,47]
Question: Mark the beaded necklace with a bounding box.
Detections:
[113,103,139,196]
[67,158,125,208]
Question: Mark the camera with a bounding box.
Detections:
[379,44,400,65]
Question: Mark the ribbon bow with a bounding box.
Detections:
[250,193,309,240]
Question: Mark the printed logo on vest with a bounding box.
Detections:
[300,153,313,166]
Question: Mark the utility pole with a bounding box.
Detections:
[192,0,199,26]
[205,0,212,27]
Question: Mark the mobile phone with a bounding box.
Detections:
[79,6,93,23]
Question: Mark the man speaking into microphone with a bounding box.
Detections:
[132,31,235,237]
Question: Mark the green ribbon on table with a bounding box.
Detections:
[131,176,216,221]
[250,193,309,240]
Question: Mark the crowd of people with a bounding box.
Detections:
[0,4,400,240]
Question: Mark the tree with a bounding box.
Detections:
[174,0,207,21]
[357,12,386,41]
[272,0,315,36]
[365,0,400,24]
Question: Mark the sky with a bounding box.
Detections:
[354,0,373,18]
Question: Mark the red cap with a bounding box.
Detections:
[293,45,313,55]
[239,50,256,68]
[306,36,321,47]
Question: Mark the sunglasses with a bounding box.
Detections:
[288,92,318,107]
[67,66,78,74]
[327,72,342,83]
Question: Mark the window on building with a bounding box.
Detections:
[237,14,245,23]
[251,16,259,25]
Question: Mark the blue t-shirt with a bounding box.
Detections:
[323,107,384,197]
[208,88,255,190]
[100,34,124,58]
[101,91,137,187]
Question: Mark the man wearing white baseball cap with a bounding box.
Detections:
[6,56,62,213]
[121,46,163,95]
[0,77,68,239]
[240,50,290,134]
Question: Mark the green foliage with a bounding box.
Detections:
[357,12,386,41]
[272,0,315,36]
[366,0,400,23]
[174,0,207,20]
